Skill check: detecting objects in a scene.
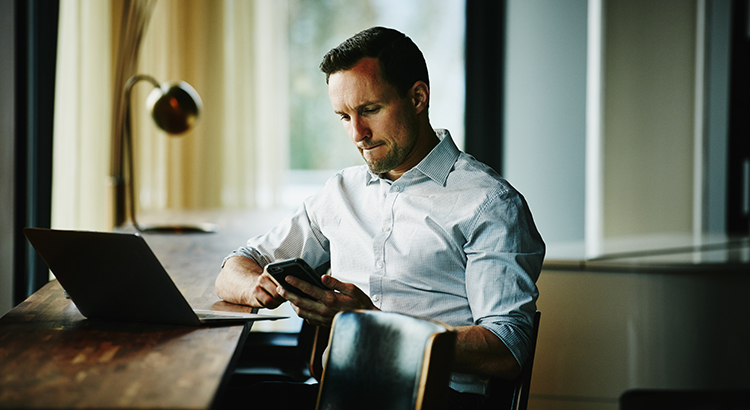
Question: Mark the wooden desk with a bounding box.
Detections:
[0,209,295,409]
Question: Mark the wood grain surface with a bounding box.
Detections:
[0,209,294,409]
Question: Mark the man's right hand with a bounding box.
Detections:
[215,256,286,309]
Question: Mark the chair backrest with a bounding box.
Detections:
[315,310,456,410]
[481,310,541,410]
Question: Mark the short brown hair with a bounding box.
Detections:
[320,27,429,97]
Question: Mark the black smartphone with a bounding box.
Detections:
[266,258,329,299]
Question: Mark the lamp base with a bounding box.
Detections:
[137,222,218,234]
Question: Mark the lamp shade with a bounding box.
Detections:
[146,81,202,134]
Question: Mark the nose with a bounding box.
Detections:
[350,116,371,143]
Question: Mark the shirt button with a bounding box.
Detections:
[383,226,391,232]
[375,261,383,269]
[373,294,380,302]
[393,186,401,192]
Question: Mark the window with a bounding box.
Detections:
[50,0,466,231]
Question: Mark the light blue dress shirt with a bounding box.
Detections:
[228,129,545,394]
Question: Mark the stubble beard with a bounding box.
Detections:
[364,144,402,174]
[363,137,417,175]
[363,117,420,175]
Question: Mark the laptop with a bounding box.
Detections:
[23,227,286,326]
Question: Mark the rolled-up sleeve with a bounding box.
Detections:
[464,189,545,368]
[222,201,331,271]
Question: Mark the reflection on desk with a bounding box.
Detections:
[0,280,247,409]
[544,234,750,273]
[0,209,301,409]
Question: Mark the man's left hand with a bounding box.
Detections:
[278,274,378,327]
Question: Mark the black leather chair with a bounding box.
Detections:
[315,310,457,410]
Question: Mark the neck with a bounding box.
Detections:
[383,124,439,181]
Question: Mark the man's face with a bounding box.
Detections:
[328,57,420,176]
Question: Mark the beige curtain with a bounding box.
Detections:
[134,0,288,213]
[52,0,114,231]
[52,0,289,230]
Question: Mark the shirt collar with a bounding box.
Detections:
[365,129,460,186]
[414,129,460,186]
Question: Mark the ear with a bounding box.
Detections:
[410,81,430,114]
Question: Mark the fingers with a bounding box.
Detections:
[252,272,286,309]
[288,302,335,327]
[277,275,339,326]
[320,274,340,291]
[320,275,376,309]
[280,275,377,326]
[279,284,337,326]
[283,275,328,300]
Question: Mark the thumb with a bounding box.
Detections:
[320,274,377,310]
[321,274,346,292]
[321,275,368,300]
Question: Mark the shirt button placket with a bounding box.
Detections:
[370,181,399,307]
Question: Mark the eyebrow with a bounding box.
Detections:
[334,102,380,116]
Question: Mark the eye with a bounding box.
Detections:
[338,113,350,122]
[362,106,379,115]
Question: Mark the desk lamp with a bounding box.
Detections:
[118,74,216,233]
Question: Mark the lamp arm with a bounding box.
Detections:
[122,75,160,232]
[117,74,214,233]
[125,74,160,91]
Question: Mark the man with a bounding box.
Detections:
[216,26,544,408]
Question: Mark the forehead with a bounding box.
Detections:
[327,58,399,109]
